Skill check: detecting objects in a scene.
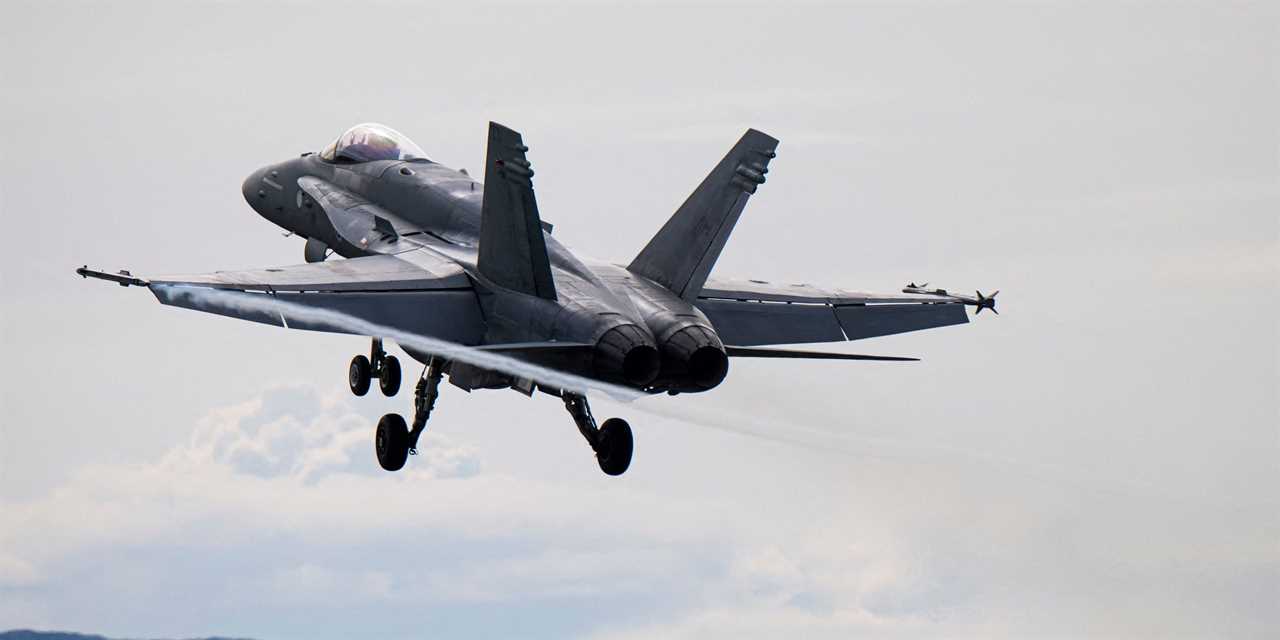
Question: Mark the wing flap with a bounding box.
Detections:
[835,303,969,340]
[153,286,286,328]
[150,286,485,344]
[696,298,845,346]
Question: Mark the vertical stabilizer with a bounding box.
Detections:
[628,129,778,300]
[478,122,557,300]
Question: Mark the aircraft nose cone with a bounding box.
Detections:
[242,167,268,208]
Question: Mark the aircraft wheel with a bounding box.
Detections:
[595,418,633,476]
[379,355,401,397]
[375,413,410,471]
[349,355,372,396]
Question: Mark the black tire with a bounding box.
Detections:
[596,418,633,476]
[379,355,401,397]
[349,355,372,396]
[375,413,410,471]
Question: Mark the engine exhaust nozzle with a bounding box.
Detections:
[594,324,661,387]
[660,324,728,391]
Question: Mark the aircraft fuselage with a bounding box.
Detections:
[243,153,726,393]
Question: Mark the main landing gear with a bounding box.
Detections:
[564,393,633,476]
[374,357,444,471]
[349,338,401,397]
[351,344,634,476]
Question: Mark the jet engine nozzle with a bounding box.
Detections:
[594,324,661,387]
[658,324,728,392]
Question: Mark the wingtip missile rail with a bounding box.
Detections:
[902,283,999,315]
[77,265,149,288]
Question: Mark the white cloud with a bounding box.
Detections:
[157,385,481,483]
[0,385,956,636]
[1,383,1275,638]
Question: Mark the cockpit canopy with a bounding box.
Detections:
[319,123,429,163]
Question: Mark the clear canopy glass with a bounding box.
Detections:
[319,123,428,163]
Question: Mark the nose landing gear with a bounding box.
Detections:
[348,338,401,397]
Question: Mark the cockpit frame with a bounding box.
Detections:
[319,122,429,164]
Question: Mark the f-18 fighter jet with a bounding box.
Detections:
[79,122,996,476]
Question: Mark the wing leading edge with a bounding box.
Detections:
[79,251,485,345]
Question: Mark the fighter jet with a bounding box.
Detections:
[78,122,996,476]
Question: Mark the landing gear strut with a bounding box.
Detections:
[407,357,444,454]
[366,359,633,476]
[564,393,633,476]
[374,357,444,472]
[349,338,401,397]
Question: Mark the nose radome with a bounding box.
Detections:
[242,167,268,209]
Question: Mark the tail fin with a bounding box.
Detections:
[628,129,778,300]
[478,122,557,300]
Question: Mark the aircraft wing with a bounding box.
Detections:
[77,250,485,344]
[695,277,973,347]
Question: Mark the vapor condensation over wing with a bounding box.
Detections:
[158,286,1192,503]
[154,285,646,401]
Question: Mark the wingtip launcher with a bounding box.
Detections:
[76,265,149,288]
[903,283,999,315]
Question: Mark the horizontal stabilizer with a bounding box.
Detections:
[725,346,918,361]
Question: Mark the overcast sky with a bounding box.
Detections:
[1,2,1276,638]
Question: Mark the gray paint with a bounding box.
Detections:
[150,253,470,292]
[835,303,970,341]
[83,121,988,394]
[478,122,558,300]
[696,298,847,346]
[629,129,779,300]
